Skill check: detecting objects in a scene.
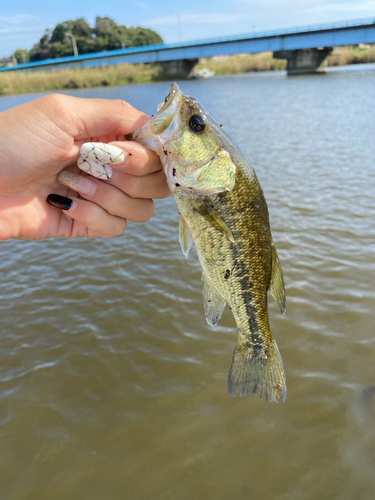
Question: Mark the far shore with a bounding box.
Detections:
[0,46,374,97]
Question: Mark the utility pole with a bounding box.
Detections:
[66,32,78,57]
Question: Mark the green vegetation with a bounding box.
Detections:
[0,45,374,97]
[327,45,375,66]
[196,52,287,74]
[13,17,163,63]
[0,63,165,96]
[13,49,29,64]
[195,45,375,75]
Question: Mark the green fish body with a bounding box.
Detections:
[132,84,287,403]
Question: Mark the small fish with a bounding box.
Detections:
[132,84,287,403]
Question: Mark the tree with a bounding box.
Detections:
[93,16,117,36]
[29,31,51,61]
[50,24,66,43]
[128,27,163,47]
[67,18,92,38]
[13,49,29,64]
[28,17,164,61]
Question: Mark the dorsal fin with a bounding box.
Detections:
[202,273,226,327]
[269,241,286,314]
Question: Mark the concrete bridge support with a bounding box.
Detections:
[273,47,333,75]
[157,58,199,79]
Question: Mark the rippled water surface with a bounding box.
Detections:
[1,65,375,500]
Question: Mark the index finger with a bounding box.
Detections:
[108,140,162,176]
[43,94,151,140]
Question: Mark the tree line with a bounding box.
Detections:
[14,17,164,63]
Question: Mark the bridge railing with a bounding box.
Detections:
[1,17,374,73]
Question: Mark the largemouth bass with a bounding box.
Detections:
[132,83,287,403]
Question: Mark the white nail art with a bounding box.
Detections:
[77,157,113,180]
[80,142,124,165]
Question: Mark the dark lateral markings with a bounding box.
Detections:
[246,333,264,355]
[224,259,238,280]
[246,301,259,333]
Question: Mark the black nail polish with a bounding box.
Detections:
[47,194,73,210]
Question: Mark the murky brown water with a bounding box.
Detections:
[1,65,375,500]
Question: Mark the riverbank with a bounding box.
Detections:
[195,45,375,75]
[0,63,164,96]
[0,45,374,96]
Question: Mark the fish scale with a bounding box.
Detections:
[132,83,287,403]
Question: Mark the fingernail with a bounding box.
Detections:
[77,157,113,180]
[47,194,77,212]
[80,142,124,165]
[58,170,97,197]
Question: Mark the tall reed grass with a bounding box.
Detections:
[196,52,287,75]
[0,63,164,96]
[0,46,374,96]
[327,45,375,66]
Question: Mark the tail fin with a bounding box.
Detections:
[227,340,287,403]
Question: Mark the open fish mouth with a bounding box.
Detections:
[148,83,182,136]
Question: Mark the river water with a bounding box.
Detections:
[1,64,375,500]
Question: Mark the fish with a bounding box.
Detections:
[132,83,287,403]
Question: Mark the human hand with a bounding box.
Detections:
[0,94,169,240]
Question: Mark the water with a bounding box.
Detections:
[1,65,375,499]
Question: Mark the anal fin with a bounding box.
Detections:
[202,273,226,327]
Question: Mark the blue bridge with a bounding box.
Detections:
[1,18,375,76]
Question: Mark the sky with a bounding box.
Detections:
[1,0,374,57]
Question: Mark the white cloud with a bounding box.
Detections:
[0,14,49,56]
[143,1,375,43]
[133,1,150,11]
[146,1,375,28]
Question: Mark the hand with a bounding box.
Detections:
[0,94,169,240]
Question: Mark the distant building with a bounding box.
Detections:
[0,56,17,67]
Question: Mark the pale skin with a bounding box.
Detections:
[0,93,170,241]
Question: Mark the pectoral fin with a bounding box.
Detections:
[195,201,234,243]
[202,273,226,327]
[179,215,193,257]
[269,241,286,314]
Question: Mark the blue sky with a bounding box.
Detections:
[1,0,374,56]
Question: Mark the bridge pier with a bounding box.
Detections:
[157,58,199,79]
[273,47,333,75]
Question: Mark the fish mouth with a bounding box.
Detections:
[148,83,182,136]
[130,83,182,151]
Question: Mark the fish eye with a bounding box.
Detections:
[188,114,206,134]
